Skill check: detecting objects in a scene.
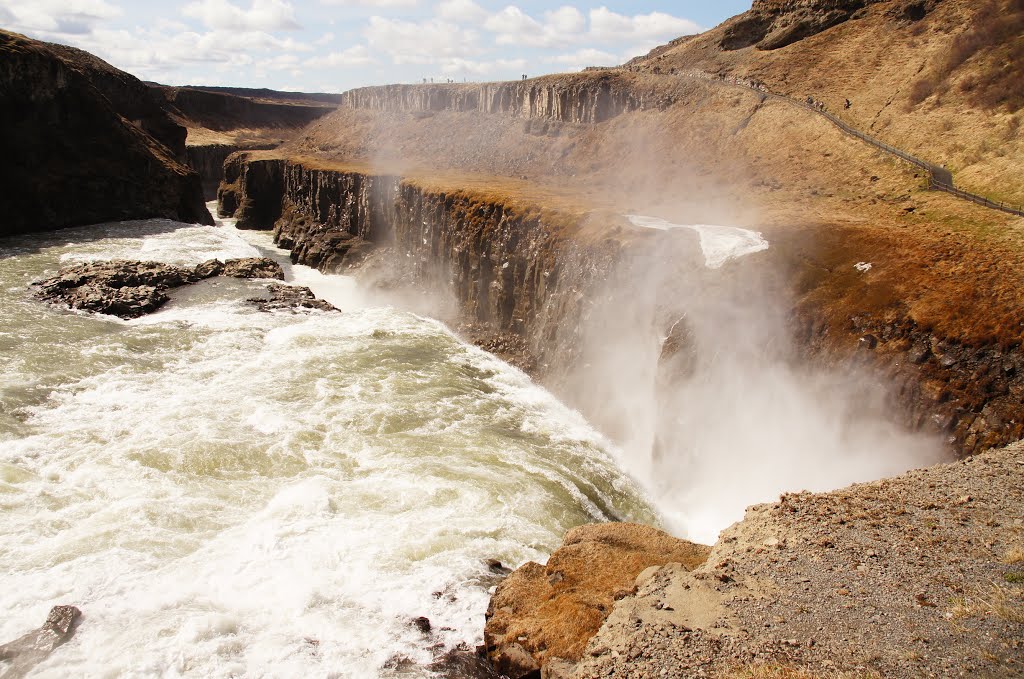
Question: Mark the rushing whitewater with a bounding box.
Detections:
[0,211,655,677]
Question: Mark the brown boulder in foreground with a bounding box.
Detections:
[483,523,710,678]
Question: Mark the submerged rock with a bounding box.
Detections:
[483,523,710,678]
[247,283,336,313]
[0,605,81,679]
[429,645,502,679]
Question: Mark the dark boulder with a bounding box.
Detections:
[194,258,226,279]
[33,260,198,318]
[247,283,336,312]
[222,257,285,280]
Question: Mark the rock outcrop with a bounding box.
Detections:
[483,524,710,678]
[220,257,285,280]
[247,283,336,312]
[0,605,81,679]
[720,0,894,51]
[0,30,212,236]
[186,143,277,200]
[571,440,1024,678]
[34,257,288,318]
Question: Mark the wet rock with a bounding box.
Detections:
[33,260,198,318]
[483,523,710,677]
[412,616,432,634]
[0,605,81,678]
[247,283,336,312]
[428,645,502,679]
[221,257,285,280]
[858,334,878,350]
[194,259,225,279]
[486,559,512,576]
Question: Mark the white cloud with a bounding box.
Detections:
[588,7,700,42]
[547,47,618,71]
[182,0,302,31]
[363,16,479,64]
[314,31,335,45]
[305,44,375,67]
[484,6,589,48]
[438,56,525,77]
[0,0,121,35]
[434,0,487,24]
[320,0,418,6]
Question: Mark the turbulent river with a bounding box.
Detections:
[0,208,656,677]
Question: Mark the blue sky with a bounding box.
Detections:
[0,1,751,92]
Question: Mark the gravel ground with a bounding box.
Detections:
[573,440,1024,678]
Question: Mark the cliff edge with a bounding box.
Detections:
[0,30,212,236]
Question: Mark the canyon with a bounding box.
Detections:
[210,0,1024,675]
[1,0,1022,676]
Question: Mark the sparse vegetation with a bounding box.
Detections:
[1003,545,1024,565]
[946,583,1024,624]
[909,0,1024,110]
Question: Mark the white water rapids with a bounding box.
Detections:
[0,209,656,677]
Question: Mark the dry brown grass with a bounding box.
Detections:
[946,583,1024,624]
[909,0,1024,110]
[1004,545,1024,565]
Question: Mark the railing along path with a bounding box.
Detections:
[675,70,1023,218]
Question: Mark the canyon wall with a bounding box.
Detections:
[341,72,677,124]
[219,153,1023,458]
[219,154,625,375]
[0,30,211,235]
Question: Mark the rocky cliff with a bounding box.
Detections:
[0,30,212,235]
[218,151,1024,459]
[151,84,338,199]
[340,71,676,124]
[155,85,337,134]
[219,153,626,374]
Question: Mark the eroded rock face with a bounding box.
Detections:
[482,523,710,678]
[34,257,287,318]
[0,30,211,236]
[340,72,672,125]
[0,605,81,679]
[720,0,897,51]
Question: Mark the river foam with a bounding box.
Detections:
[0,215,654,677]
